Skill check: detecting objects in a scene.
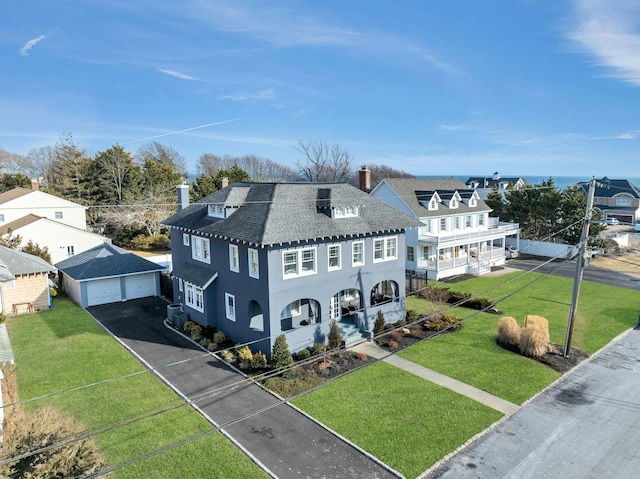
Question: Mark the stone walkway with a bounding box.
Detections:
[351,341,520,416]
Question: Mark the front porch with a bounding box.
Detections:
[417,244,507,280]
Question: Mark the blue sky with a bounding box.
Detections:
[2,1,640,177]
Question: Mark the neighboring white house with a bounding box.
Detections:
[0,186,88,230]
[0,214,110,265]
[371,178,520,280]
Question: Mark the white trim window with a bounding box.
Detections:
[225,293,235,321]
[478,213,485,226]
[465,215,472,228]
[229,244,239,273]
[249,248,259,279]
[183,233,190,246]
[328,244,341,271]
[192,236,211,264]
[373,236,398,263]
[67,245,75,257]
[185,282,204,313]
[282,247,317,278]
[440,218,447,231]
[352,241,364,266]
[334,206,358,218]
[55,211,63,219]
[454,217,461,230]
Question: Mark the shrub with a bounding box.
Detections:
[0,404,106,478]
[311,343,327,355]
[271,335,294,370]
[213,331,228,346]
[419,286,451,303]
[328,320,343,349]
[219,349,236,364]
[236,346,254,370]
[390,329,405,342]
[295,349,311,361]
[199,337,212,348]
[405,308,419,323]
[190,324,203,338]
[355,352,368,360]
[409,325,423,339]
[388,340,399,349]
[374,310,386,336]
[519,315,550,358]
[393,319,406,328]
[497,316,521,346]
[251,351,267,370]
[423,312,462,332]
[183,320,196,333]
[207,342,218,352]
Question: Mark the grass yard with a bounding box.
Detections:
[402,271,639,404]
[291,361,503,479]
[7,298,268,479]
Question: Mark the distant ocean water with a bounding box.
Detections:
[419,175,640,190]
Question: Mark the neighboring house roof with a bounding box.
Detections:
[577,177,640,199]
[0,245,55,282]
[172,263,218,288]
[163,182,422,247]
[0,214,105,238]
[55,243,164,281]
[0,187,86,208]
[375,178,491,218]
[465,175,528,189]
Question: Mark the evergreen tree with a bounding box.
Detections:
[21,240,52,264]
[271,334,293,370]
[374,310,386,336]
[328,320,343,349]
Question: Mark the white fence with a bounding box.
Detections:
[512,239,578,259]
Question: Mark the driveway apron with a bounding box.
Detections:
[89,298,398,479]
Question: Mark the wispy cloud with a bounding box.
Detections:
[19,34,46,56]
[567,1,640,86]
[158,68,199,81]
[218,88,276,102]
[439,123,467,131]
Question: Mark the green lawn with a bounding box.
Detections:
[7,298,268,479]
[291,361,503,479]
[402,271,639,404]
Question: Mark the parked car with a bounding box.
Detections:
[634,223,640,231]
[505,245,519,259]
[606,217,620,225]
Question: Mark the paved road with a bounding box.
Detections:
[425,326,640,479]
[89,298,398,479]
[506,255,640,290]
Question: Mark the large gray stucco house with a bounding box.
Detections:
[162,182,422,356]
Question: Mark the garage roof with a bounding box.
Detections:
[55,243,164,281]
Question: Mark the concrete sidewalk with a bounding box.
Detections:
[351,341,520,416]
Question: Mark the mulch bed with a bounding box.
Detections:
[497,341,590,373]
[296,350,375,379]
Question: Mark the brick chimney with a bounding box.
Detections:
[31,178,40,191]
[177,184,189,211]
[359,166,371,193]
[221,177,229,188]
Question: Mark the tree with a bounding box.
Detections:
[94,145,142,203]
[0,149,31,175]
[190,164,251,202]
[328,320,343,349]
[484,188,505,219]
[0,173,31,192]
[374,310,386,336]
[349,164,414,190]
[271,334,293,370]
[46,132,96,204]
[22,240,52,264]
[0,231,22,249]
[26,145,56,183]
[295,139,353,182]
[136,141,186,176]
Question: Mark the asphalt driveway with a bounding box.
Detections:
[89,297,398,479]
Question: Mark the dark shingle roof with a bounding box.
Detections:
[379,178,491,217]
[55,243,163,280]
[465,176,529,188]
[172,263,218,288]
[163,182,422,246]
[577,177,640,199]
[0,245,55,280]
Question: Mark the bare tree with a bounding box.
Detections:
[0,150,31,175]
[197,153,297,182]
[135,141,186,175]
[295,139,353,183]
[348,164,415,189]
[103,189,176,237]
[26,145,56,182]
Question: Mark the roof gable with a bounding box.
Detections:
[0,245,55,278]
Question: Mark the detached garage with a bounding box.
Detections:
[55,244,164,308]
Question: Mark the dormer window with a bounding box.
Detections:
[208,204,238,218]
[450,198,458,209]
[334,206,358,218]
[428,199,438,211]
[469,197,476,207]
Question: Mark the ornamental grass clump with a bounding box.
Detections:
[519,315,550,358]
[497,316,521,346]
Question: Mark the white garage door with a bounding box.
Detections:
[124,273,157,300]
[87,278,122,306]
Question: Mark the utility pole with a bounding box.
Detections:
[563,177,596,358]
